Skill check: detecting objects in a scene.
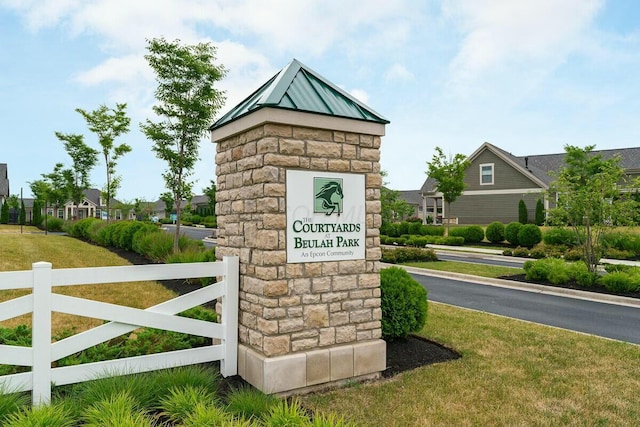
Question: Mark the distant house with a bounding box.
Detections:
[420,142,640,225]
[398,190,424,220]
[0,163,9,205]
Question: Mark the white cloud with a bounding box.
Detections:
[384,63,414,82]
[348,89,369,105]
[443,0,604,89]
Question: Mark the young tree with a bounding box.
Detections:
[160,191,174,217]
[55,132,99,219]
[32,198,42,226]
[0,199,8,224]
[76,103,131,222]
[19,199,26,225]
[518,199,528,224]
[141,37,226,252]
[534,198,545,226]
[549,145,629,273]
[426,147,470,234]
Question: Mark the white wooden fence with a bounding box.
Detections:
[0,257,239,406]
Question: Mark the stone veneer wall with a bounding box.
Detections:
[214,123,382,358]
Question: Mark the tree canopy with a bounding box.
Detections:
[426,147,470,232]
[141,37,226,252]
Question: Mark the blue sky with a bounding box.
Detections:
[1,0,639,201]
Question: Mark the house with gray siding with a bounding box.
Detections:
[420,142,640,225]
[0,163,9,205]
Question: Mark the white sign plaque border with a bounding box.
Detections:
[286,170,366,263]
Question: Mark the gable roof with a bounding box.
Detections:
[210,59,389,131]
[421,142,640,193]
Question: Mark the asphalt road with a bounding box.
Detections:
[435,251,526,268]
[162,224,215,247]
[411,272,640,344]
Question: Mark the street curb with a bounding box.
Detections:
[382,263,640,309]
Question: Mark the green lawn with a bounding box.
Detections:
[302,302,640,426]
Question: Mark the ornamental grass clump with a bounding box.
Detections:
[380,267,427,340]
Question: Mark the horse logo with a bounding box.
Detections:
[314,178,343,215]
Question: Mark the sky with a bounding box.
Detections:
[1,0,639,201]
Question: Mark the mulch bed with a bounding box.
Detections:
[111,247,461,380]
[499,273,640,300]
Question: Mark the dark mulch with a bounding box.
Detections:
[111,247,461,380]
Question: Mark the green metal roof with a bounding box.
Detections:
[210,59,389,130]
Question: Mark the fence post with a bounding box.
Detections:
[220,256,239,377]
[32,262,52,406]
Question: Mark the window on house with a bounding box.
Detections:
[57,208,64,219]
[480,163,494,185]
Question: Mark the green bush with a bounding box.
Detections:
[202,216,217,228]
[517,224,542,248]
[599,272,639,293]
[542,228,576,246]
[502,248,513,256]
[381,247,437,264]
[449,226,484,244]
[421,225,445,236]
[437,236,464,246]
[528,247,546,259]
[397,222,410,236]
[406,236,429,247]
[67,218,101,240]
[601,232,640,254]
[505,222,522,246]
[512,246,529,257]
[564,248,584,261]
[603,248,635,260]
[44,216,65,232]
[485,221,505,243]
[524,258,598,288]
[380,267,427,340]
[408,222,423,235]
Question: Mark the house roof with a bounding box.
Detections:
[399,190,422,205]
[0,163,9,197]
[210,58,389,131]
[421,142,640,193]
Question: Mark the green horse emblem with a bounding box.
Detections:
[314,179,343,215]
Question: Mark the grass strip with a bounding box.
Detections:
[404,260,523,278]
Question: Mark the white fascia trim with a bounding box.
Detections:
[431,188,544,197]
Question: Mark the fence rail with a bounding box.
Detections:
[0,257,239,406]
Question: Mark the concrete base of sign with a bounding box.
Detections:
[237,339,386,394]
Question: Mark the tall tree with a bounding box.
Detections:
[426,147,470,234]
[55,132,99,219]
[141,37,226,252]
[202,180,217,217]
[7,195,19,224]
[76,103,131,221]
[549,145,631,273]
[534,198,545,226]
[518,199,528,224]
[32,198,43,226]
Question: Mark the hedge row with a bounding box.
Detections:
[380,221,444,238]
[381,247,438,264]
[524,258,640,294]
[381,234,464,247]
[66,218,214,263]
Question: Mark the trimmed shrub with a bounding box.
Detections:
[408,221,423,235]
[543,228,576,246]
[422,225,445,236]
[518,199,528,224]
[381,247,437,264]
[437,236,464,246]
[485,221,505,243]
[397,222,410,236]
[517,224,542,248]
[505,222,522,246]
[406,236,429,247]
[502,248,513,256]
[449,226,485,244]
[67,217,100,240]
[380,267,427,340]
